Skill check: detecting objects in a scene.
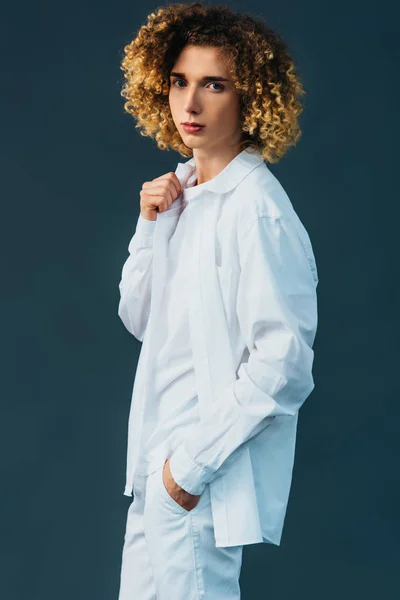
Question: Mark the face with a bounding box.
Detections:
[168,45,243,154]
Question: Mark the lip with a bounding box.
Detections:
[182,123,205,133]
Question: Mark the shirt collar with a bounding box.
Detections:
[175,145,265,200]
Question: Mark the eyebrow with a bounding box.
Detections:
[169,72,230,82]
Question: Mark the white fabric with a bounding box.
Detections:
[131,171,202,479]
[118,146,319,547]
[118,463,243,599]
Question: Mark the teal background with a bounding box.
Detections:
[2,0,399,598]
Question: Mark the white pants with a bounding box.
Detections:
[118,462,243,599]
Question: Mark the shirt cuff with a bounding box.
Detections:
[132,213,156,248]
[168,444,213,496]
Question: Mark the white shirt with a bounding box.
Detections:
[118,146,319,547]
[132,169,202,477]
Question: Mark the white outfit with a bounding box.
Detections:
[130,169,203,480]
[117,147,319,557]
[118,463,243,599]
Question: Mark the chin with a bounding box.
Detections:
[181,138,196,149]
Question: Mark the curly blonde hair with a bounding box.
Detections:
[120,1,306,163]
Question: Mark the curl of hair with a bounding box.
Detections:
[120,2,306,163]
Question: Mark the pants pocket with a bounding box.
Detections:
[154,462,192,516]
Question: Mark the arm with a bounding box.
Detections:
[169,214,318,495]
[118,213,156,342]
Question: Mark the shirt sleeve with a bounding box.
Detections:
[118,213,156,341]
[169,214,318,495]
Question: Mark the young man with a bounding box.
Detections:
[117,3,319,598]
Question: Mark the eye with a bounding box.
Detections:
[171,79,224,92]
[209,82,224,91]
[173,79,186,88]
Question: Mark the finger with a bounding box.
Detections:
[171,174,183,197]
[152,173,182,197]
[141,186,174,207]
[142,183,175,206]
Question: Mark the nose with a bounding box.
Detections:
[183,88,201,114]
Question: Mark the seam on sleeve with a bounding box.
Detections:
[238,213,285,242]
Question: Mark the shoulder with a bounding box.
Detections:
[232,163,297,237]
[231,166,319,286]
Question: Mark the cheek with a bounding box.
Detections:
[168,92,179,112]
[215,101,240,128]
